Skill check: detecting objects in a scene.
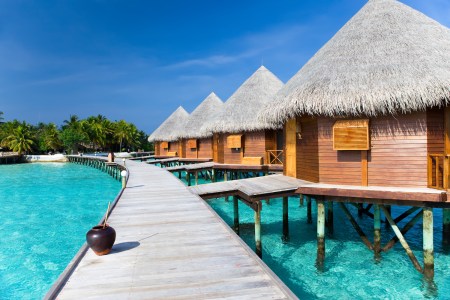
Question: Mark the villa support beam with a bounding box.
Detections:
[327,200,334,235]
[282,197,289,242]
[381,205,423,274]
[423,207,434,280]
[316,199,325,269]
[374,204,381,260]
[255,202,262,258]
[233,196,240,235]
[339,202,373,250]
[195,171,199,185]
[382,210,422,252]
[185,172,191,186]
[307,196,312,224]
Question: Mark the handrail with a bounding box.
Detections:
[266,150,283,165]
[428,154,449,190]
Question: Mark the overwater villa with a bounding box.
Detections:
[178,92,224,159]
[203,66,285,165]
[148,106,189,157]
[259,0,450,279]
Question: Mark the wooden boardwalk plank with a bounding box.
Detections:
[56,160,296,299]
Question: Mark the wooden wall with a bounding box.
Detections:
[292,111,440,188]
[297,117,319,182]
[243,131,266,160]
[223,133,242,164]
[168,141,178,154]
[198,138,213,158]
[185,140,197,159]
[318,118,362,185]
[157,142,169,156]
[368,112,428,187]
[155,142,160,156]
[213,134,224,163]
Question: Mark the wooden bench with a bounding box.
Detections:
[167,151,178,157]
[242,157,263,165]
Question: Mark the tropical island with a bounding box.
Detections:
[0,111,152,157]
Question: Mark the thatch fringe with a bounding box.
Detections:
[259,0,450,125]
[204,66,284,134]
[147,106,189,142]
[179,92,223,139]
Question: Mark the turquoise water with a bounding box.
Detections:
[0,163,121,299]
[181,173,450,299]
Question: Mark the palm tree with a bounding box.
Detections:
[2,124,34,155]
[43,123,62,151]
[114,120,131,151]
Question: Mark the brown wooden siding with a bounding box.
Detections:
[185,139,197,159]
[243,131,266,162]
[198,138,213,158]
[223,133,242,164]
[158,141,169,156]
[168,141,178,154]
[368,112,428,187]
[297,118,319,182]
[318,118,362,185]
[155,142,160,156]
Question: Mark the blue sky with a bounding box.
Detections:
[1,0,449,133]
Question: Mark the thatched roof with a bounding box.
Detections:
[147,106,189,142]
[205,66,284,134]
[180,92,224,139]
[260,0,450,124]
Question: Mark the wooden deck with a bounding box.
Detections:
[189,174,306,202]
[53,160,296,299]
[146,157,179,165]
[189,174,448,207]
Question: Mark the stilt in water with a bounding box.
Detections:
[185,172,191,186]
[255,203,262,258]
[233,196,239,235]
[423,207,434,280]
[358,203,364,218]
[299,194,304,207]
[374,204,381,260]
[195,171,199,185]
[282,197,289,242]
[316,198,325,270]
[307,196,312,224]
[385,205,392,228]
[327,200,334,235]
[443,208,450,251]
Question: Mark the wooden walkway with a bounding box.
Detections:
[54,160,296,299]
[189,174,307,202]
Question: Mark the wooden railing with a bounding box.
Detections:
[266,150,283,165]
[428,154,449,190]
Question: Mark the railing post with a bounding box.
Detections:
[427,155,433,188]
[444,155,449,189]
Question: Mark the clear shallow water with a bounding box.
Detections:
[0,163,121,299]
[182,173,450,299]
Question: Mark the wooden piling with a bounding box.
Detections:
[282,197,289,242]
[185,172,191,186]
[316,199,325,269]
[299,194,304,206]
[327,200,334,235]
[374,204,381,260]
[195,171,199,185]
[233,196,239,235]
[423,207,434,280]
[255,203,262,258]
[385,205,391,228]
[307,196,312,224]
[339,202,373,250]
[381,205,423,273]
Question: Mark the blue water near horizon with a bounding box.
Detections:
[0,163,121,299]
[181,172,450,299]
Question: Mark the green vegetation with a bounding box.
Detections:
[0,113,152,155]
